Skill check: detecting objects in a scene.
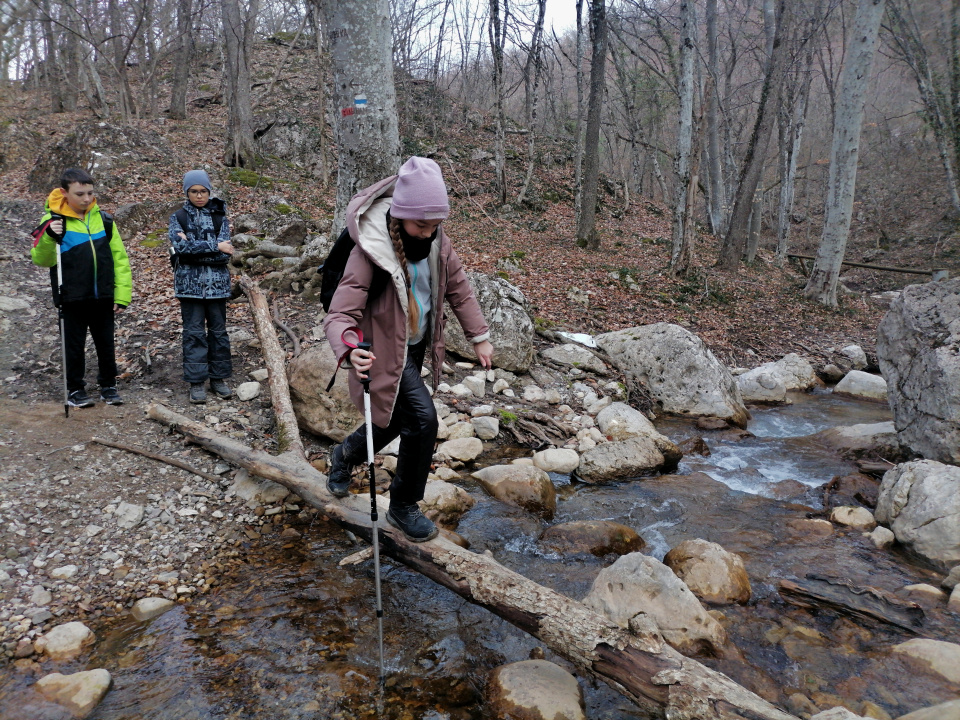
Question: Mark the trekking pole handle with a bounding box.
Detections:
[357,341,372,390]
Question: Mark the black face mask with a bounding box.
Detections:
[394,215,437,262]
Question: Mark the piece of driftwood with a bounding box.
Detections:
[270,297,301,358]
[147,278,800,720]
[90,437,222,483]
[778,574,924,633]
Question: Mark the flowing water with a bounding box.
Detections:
[5,391,960,719]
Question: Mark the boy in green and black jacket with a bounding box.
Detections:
[31,168,132,408]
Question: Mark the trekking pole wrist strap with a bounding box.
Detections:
[325,326,364,392]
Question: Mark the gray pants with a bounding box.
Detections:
[180,298,232,383]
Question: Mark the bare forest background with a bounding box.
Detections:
[0,0,957,323]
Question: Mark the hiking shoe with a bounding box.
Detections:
[210,379,233,399]
[67,389,95,408]
[387,503,438,542]
[189,383,207,404]
[100,386,123,405]
[326,443,353,498]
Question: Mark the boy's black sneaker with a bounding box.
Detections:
[67,390,95,408]
[387,503,438,542]
[326,444,353,497]
[189,383,207,404]
[210,379,233,399]
[100,387,123,405]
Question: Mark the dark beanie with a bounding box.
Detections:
[390,157,449,221]
[182,169,212,195]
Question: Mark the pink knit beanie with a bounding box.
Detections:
[390,157,449,221]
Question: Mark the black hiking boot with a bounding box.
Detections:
[387,503,438,542]
[326,444,354,498]
[189,383,207,404]
[67,389,95,408]
[99,386,123,405]
[210,379,233,399]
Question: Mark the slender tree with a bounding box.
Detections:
[803,0,886,306]
[577,0,608,250]
[488,0,508,207]
[221,0,259,167]
[169,0,194,120]
[717,0,793,270]
[670,0,697,275]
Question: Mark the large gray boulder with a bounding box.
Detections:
[596,323,749,427]
[582,552,726,655]
[877,278,960,463]
[444,272,535,372]
[876,460,960,569]
[287,343,361,441]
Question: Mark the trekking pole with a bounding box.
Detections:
[55,241,69,418]
[357,340,385,685]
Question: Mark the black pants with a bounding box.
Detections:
[62,299,117,392]
[339,340,438,507]
[180,298,232,383]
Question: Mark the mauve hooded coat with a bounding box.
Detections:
[323,175,490,428]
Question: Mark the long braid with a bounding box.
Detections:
[389,216,419,336]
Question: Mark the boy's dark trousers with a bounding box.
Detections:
[180,298,232,383]
[338,339,438,506]
[62,298,117,392]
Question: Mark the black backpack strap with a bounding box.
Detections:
[100,210,114,241]
[175,208,192,234]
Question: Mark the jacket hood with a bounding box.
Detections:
[46,188,98,220]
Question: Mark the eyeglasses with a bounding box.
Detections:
[188,188,210,195]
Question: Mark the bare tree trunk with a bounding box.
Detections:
[169,0,194,120]
[775,50,814,266]
[517,0,547,207]
[321,0,401,232]
[577,0,608,250]
[704,0,725,234]
[717,0,791,270]
[574,0,585,227]
[222,0,259,167]
[108,0,136,120]
[886,1,960,215]
[670,0,697,275]
[803,0,886,306]
[39,0,63,113]
[745,190,762,263]
[488,0,508,207]
[306,0,330,186]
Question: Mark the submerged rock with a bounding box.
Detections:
[36,669,112,719]
[892,638,960,684]
[812,422,904,461]
[486,660,585,720]
[538,520,645,557]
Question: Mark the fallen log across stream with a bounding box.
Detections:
[146,277,800,720]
